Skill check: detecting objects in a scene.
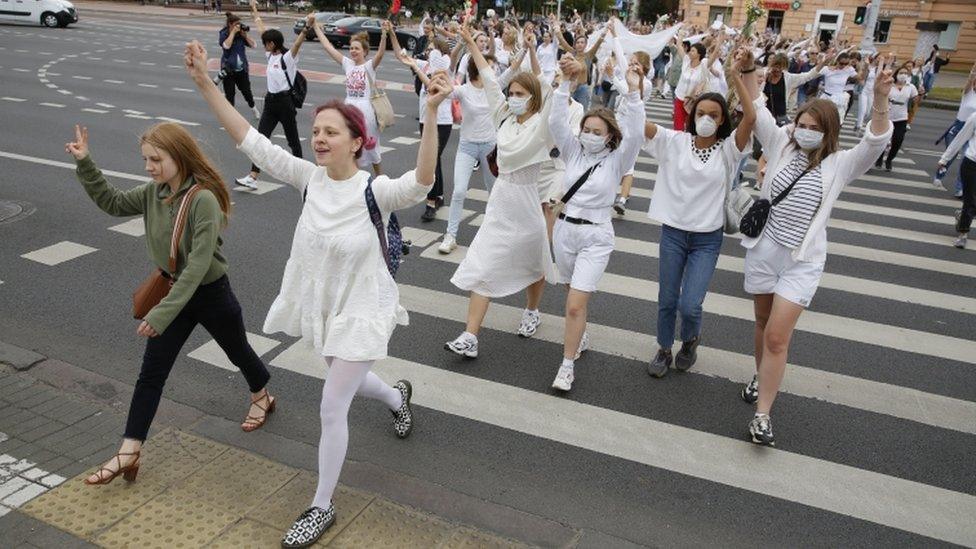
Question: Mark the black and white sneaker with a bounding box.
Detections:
[674,336,699,371]
[647,348,672,378]
[612,195,627,215]
[445,333,478,358]
[741,375,759,404]
[516,309,542,338]
[281,505,336,548]
[391,380,413,439]
[748,413,775,446]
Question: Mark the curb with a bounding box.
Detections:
[922,99,959,111]
[0,342,45,372]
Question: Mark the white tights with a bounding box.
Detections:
[311,357,402,509]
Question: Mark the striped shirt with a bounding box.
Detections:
[766,153,822,249]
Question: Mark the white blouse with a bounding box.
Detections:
[481,66,556,174]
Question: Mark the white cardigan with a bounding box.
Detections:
[742,96,893,263]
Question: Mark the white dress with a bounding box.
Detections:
[450,67,555,298]
[238,127,428,361]
[342,57,382,168]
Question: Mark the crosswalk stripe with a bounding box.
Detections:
[418,244,976,366]
[188,301,976,546]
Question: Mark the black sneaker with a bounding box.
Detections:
[748,413,775,446]
[884,161,893,172]
[420,205,436,222]
[647,348,672,378]
[741,375,758,404]
[281,505,336,548]
[674,336,699,371]
[434,196,445,209]
[391,380,413,439]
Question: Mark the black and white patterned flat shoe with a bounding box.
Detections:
[281,505,336,548]
[391,380,413,439]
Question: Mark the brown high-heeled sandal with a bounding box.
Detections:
[242,391,276,432]
[84,451,141,485]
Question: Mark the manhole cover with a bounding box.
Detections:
[0,200,36,224]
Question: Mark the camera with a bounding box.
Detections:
[238,23,250,32]
[213,68,229,85]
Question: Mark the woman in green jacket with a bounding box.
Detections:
[65,122,276,485]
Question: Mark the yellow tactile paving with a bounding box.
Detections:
[18,428,532,548]
[327,498,455,548]
[166,446,297,515]
[96,492,238,549]
[245,471,375,546]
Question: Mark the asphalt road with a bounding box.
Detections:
[1,8,975,547]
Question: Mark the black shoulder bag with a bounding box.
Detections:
[549,162,602,217]
[739,167,811,238]
[280,55,307,109]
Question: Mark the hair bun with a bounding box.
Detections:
[362,136,378,150]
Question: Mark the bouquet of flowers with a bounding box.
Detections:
[743,0,766,39]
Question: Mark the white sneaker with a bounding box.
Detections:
[516,309,541,338]
[574,332,589,360]
[252,105,261,120]
[444,333,478,358]
[438,234,457,254]
[954,235,967,249]
[235,174,259,190]
[552,365,574,392]
[932,178,945,190]
[612,195,627,215]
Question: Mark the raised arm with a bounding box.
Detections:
[373,21,390,68]
[941,114,976,166]
[584,27,608,59]
[869,58,893,137]
[185,40,314,188]
[65,125,147,217]
[312,19,345,65]
[401,56,432,88]
[614,67,647,169]
[289,14,311,59]
[249,0,266,34]
[550,56,582,158]
[416,73,453,185]
[525,32,540,76]
[730,48,756,152]
[553,21,574,53]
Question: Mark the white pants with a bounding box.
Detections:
[743,235,824,308]
[824,92,851,125]
[855,88,874,130]
[553,219,615,292]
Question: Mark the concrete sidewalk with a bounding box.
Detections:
[0,341,589,548]
[73,0,299,22]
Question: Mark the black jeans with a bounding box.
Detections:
[958,157,976,234]
[123,276,270,441]
[878,120,908,167]
[419,123,453,201]
[252,92,302,175]
[222,70,255,108]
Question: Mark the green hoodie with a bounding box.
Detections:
[75,154,228,334]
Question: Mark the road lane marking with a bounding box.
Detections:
[108,219,145,237]
[96,102,115,108]
[39,103,65,108]
[103,79,125,84]
[21,242,97,266]
[137,83,158,88]
[81,108,109,114]
[71,75,92,80]
[1,97,26,102]
[187,332,280,370]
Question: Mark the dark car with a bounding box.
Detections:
[317,16,418,51]
[293,12,352,40]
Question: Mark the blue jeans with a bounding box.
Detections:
[447,140,496,237]
[937,119,966,194]
[657,225,724,349]
[572,84,592,111]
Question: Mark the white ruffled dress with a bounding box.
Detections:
[238,128,428,362]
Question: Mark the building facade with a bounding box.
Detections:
[677,0,975,71]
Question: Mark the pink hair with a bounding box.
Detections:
[312,100,377,159]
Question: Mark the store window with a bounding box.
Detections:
[708,6,733,25]
[766,10,784,34]
[937,21,961,50]
[874,19,891,44]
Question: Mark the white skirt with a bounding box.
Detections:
[451,164,553,298]
[347,97,382,168]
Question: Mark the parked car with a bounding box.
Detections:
[0,0,78,28]
[301,16,418,51]
[293,12,351,40]
[290,1,312,10]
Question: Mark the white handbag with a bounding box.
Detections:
[366,70,395,131]
[724,185,754,235]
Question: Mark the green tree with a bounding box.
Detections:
[637,0,673,24]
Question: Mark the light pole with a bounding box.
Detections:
[859,0,881,53]
[725,0,733,25]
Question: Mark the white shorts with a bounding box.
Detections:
[743,235,824,307]
[552,219,615,292]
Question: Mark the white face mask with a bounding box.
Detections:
[507,96,530,115]
[579,132,609,154]
[696,116,718,138]
[793,127,824,151]
[896,74,909,84]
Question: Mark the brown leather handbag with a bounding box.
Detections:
[132,185,201,320]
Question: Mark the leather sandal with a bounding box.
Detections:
[242,391,276,432]
[84,451,140,485]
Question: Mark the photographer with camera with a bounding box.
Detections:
[218,12,260,120]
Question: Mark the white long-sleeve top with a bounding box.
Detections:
[482,66,556,174]
[744,95,893,263]
[608,36,653,101]
[549,81,645,224]
[940,112,976,164]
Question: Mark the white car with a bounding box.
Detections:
[0,0,79,28]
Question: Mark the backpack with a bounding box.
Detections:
[280,56,307,109]
[302,176,405,278]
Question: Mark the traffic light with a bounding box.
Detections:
[854,5,867,25]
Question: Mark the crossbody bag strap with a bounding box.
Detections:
[364,66,381,99]
[362,176,390,272]
[281,54,294,91]
[770,167,811,207]
[168,184,201,277]
[559,161,602,205]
